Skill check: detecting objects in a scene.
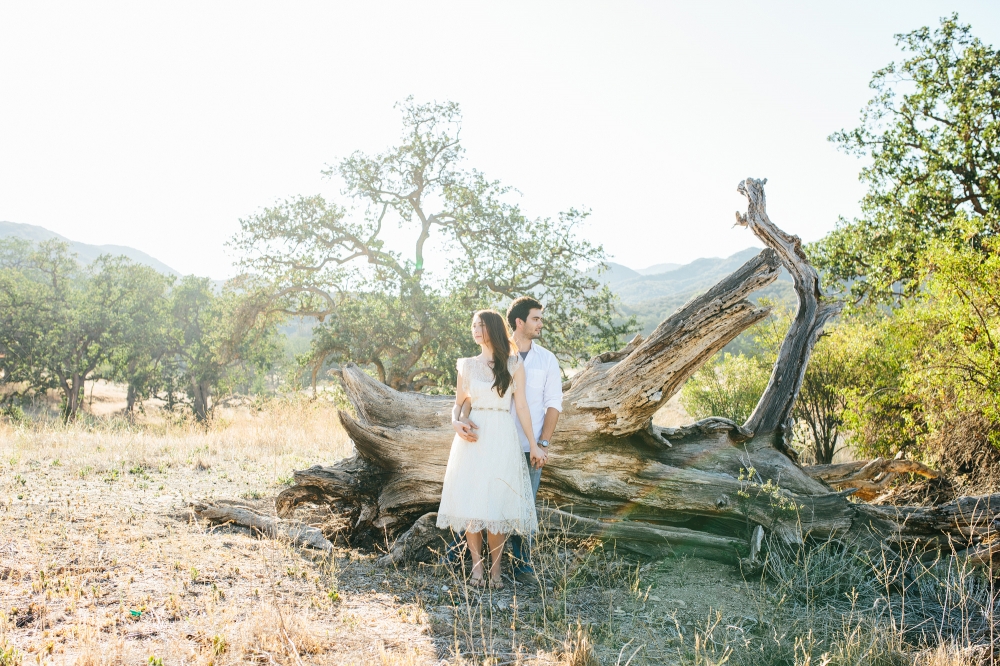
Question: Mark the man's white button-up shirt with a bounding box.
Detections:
[510,342,563,452]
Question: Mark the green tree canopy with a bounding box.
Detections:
[232,98,635,391]
[100,259,174,417]
[0,240,168,421]
[680,351,771,426]
[165,275,281,421]
[813,15,1000,303]
[0,239,279,423]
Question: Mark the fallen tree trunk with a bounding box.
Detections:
[375,508,748,567]
[805,457,941,501]
[275,178,1000,565]
[190,501,333,553]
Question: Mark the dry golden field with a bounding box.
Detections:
[0,396,691,665]
[0,390,995,665]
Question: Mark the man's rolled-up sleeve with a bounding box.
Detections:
[543,354,563,412]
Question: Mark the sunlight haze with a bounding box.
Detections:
[1,1,998,278]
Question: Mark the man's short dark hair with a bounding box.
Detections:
[507,296,543,331]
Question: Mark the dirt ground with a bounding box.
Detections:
[0,390,786,664]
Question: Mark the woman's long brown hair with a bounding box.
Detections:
[476,310,514,397]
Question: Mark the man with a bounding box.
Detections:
[452,296,563,581]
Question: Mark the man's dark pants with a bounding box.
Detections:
[509,452,542,572]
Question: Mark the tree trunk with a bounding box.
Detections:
[61,373,84,423]
[275,178,1000,564]
[191,380,212,422]
[125,382,138,417]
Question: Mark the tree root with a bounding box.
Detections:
[189,501,333,553]
[806,457,941,500]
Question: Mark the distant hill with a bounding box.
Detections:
[0,221,182,277]
[636,262,681,275]
[592,262,642,284]
[601,247,795,335]
[0,221,793,341]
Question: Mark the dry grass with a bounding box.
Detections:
[0,398,446,665]
[2,394,999,665]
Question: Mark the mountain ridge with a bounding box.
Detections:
[598,247,795,334]
[0,222,794,336]
[0,221,182,277]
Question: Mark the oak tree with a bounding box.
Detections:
[233,98,635,391]
[814,15,1000,303]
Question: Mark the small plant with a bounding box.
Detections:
[148,656,163,666]
[327,588,340,603]
[211,634,227,656]
[129,464,150,479]
[737,466,802,527]
[190,567,199,582]
[1,404,26,425]
[0,640,23,666]
[165,594,182,620]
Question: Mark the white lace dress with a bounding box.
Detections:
[436,355,539,535]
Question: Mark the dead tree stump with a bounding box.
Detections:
[276,178,1000,565]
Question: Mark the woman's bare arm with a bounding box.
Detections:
[512,364,545,468]
[452,373,477,441]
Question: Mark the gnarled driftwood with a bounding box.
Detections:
[274,178,1000,566]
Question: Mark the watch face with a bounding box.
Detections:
[539,440,549,447]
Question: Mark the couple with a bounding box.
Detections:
[436,296,563,589]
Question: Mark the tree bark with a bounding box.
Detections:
[189,501,333,552]
[735,178,843,459]
[191,380,212,422]
[125,382,138,417]
[804,457,940,501]
[274,178,1000,565]
[61,373,84,423]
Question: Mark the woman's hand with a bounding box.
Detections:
[453,417,479,442]
[452,394,477,442]
[529,443,547,469]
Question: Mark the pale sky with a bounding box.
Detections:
[1,2,998,279]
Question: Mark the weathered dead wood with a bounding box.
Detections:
[734,177,843,459]
[805,458,941,501]
[538,507,744,563]
[855,494,1000,546]
[563,248,781,438]
[377,512,451,566]
[377,508,745,566]
[268,178,1000,567]
[190,501,333,553]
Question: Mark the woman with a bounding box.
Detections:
[437,310,543,589]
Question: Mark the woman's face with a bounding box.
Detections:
[471,315,489,347]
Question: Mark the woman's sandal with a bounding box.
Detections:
[489,577,504,591]
[468,575,486,589]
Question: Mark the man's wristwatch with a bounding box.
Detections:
[538,439,549,448]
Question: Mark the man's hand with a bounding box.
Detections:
[453,417,479,442]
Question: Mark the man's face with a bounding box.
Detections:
[519,308,543,340]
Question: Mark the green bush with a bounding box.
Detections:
[680,352,771,424]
